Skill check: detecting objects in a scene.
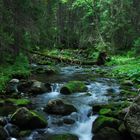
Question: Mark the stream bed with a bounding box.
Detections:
[24,65,120,140]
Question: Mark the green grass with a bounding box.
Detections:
[0,54,30,92]
[107,55,140,80]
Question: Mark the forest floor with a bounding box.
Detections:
[0,49,140,92]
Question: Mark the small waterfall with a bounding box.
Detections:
[74,115,97,140]
[51,83,62,93]
[49,83,62,97]
[72,106,98,140]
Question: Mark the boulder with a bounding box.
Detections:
[11,107,47,130]
[5,79,19,94]
[29,80,51,94]
[93,127,122,140]
[125,95,140,140]
[17,80,33,93]
[44,99,77,115]
[0,126,9,140]
[92,116,121,133]
[60,81,87,94]
[18,80,51,94]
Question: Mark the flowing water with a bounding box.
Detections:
[24,66,120,140]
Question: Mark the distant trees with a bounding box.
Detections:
[0,0,140,63]
[0,0,45,62]
[40,0,140,52]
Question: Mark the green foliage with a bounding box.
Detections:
[108,55,140,80]
[12,54,30,77]
[107,56,135,65]
[0,54,30,92]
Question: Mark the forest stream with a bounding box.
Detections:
[22,65,120,140]
[0,64,138,140]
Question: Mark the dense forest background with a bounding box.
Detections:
[0,0,140,91]
[0,1,140,140]
[0,0,140,63]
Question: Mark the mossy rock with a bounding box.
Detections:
[44,99,77,115]
[18,80,51,94]
[92,116,121,133]
[5,98,31,106]
[99,108,112,115]
[93,101,131,114]
[43,134,78,140]
[92,103,110,114]
[60,81,87,94]
[11,107,47,130]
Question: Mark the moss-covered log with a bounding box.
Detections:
[22,48,97,65]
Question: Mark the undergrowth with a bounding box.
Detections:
[0,54,30,92]
[107,55,140,81]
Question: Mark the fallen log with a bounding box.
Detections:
[22,48,96,65]
[22,48,109,65]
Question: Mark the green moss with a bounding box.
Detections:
[6,98,31,106]
[107,55,140,81]
[93,101,131,116]
[11,107,47,129]
[93,116,121,133]
[30,110,48,125]
[46,134,78,140]
[99,108,112,115]
[60,81,87,94]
